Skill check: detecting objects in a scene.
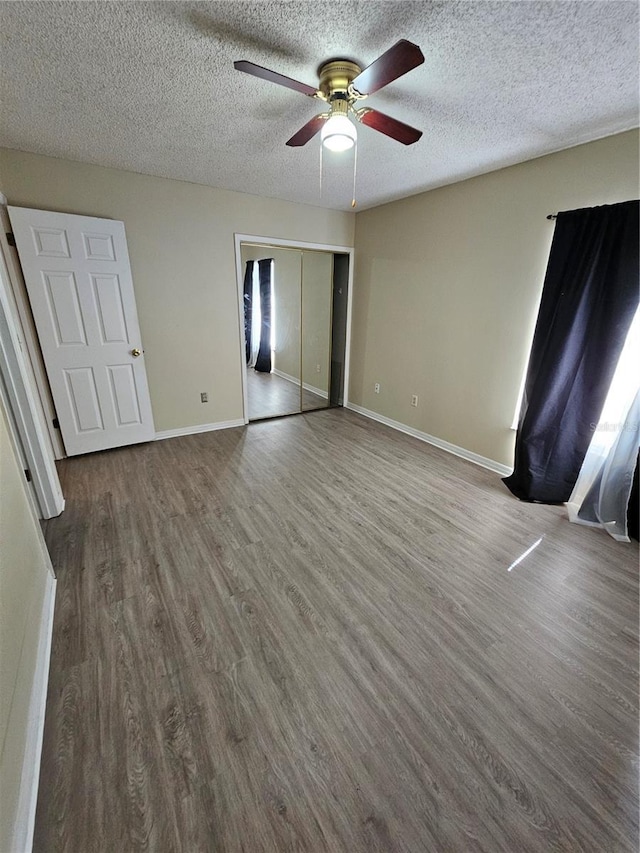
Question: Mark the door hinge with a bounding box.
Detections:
[24,468,32,482]
[52,417,60,429]
[6,232,16,247]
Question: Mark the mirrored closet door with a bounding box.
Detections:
[301,250,332,412]
[240,242,347,421]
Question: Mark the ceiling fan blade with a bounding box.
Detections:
[358,108,422,145]
[351,40,424,95]
[234,60,318,96]
[286,114,327,147]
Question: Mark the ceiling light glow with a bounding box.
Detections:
[321,115,357,152]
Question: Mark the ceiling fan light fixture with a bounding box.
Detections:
[321,114,357,152]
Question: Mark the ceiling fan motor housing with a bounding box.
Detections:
[318,60,362,98]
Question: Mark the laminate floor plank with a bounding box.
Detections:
[35,409,639,852]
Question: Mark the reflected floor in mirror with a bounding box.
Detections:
[247,369,328,420]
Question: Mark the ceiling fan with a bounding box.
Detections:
[234,39,424,151]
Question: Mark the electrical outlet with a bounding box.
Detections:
[374,383,380,394]
[316,363,321,373]
[411,394,418,407]
[200,392,208,403]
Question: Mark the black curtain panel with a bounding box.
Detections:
[504,200,639,502]
[243,261,254,365]
[254,259,273,373]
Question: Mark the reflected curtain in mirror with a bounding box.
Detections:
[243,260,254,365]
[255,258,273,373]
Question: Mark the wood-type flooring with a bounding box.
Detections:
[36,409,639,852]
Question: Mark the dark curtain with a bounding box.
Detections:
[254,259,273,373]
[242,261,254,365]
[504,200,639,502]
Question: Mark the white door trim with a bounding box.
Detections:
[233,233,354,424]
[0,195,65,459]
[0,239,64,518]
[0,367,40,518]
[10,568,56,853]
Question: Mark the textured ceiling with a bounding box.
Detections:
[0,1,638,211]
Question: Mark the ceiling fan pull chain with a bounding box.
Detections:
[351,141,358,209]
[319,139,323,199]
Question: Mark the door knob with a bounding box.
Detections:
[131,347,142,357]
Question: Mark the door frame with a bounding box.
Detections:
[233,234,354,424]
[0,195,65,459]
[0,238,64,519]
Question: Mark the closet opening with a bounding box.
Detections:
[234,236,353,423]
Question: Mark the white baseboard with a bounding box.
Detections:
[11,570,56,853]
[272,368,329,400]
[346,403,512,476]
[154,419,245,441]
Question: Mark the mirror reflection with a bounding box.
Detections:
[301,251,332,411]
[241,243,341,421]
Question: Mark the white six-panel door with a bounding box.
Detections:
[8,207,155,456]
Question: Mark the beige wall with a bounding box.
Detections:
[0,149,354,433]
[0,397,52,851]
[350,130,640,467]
